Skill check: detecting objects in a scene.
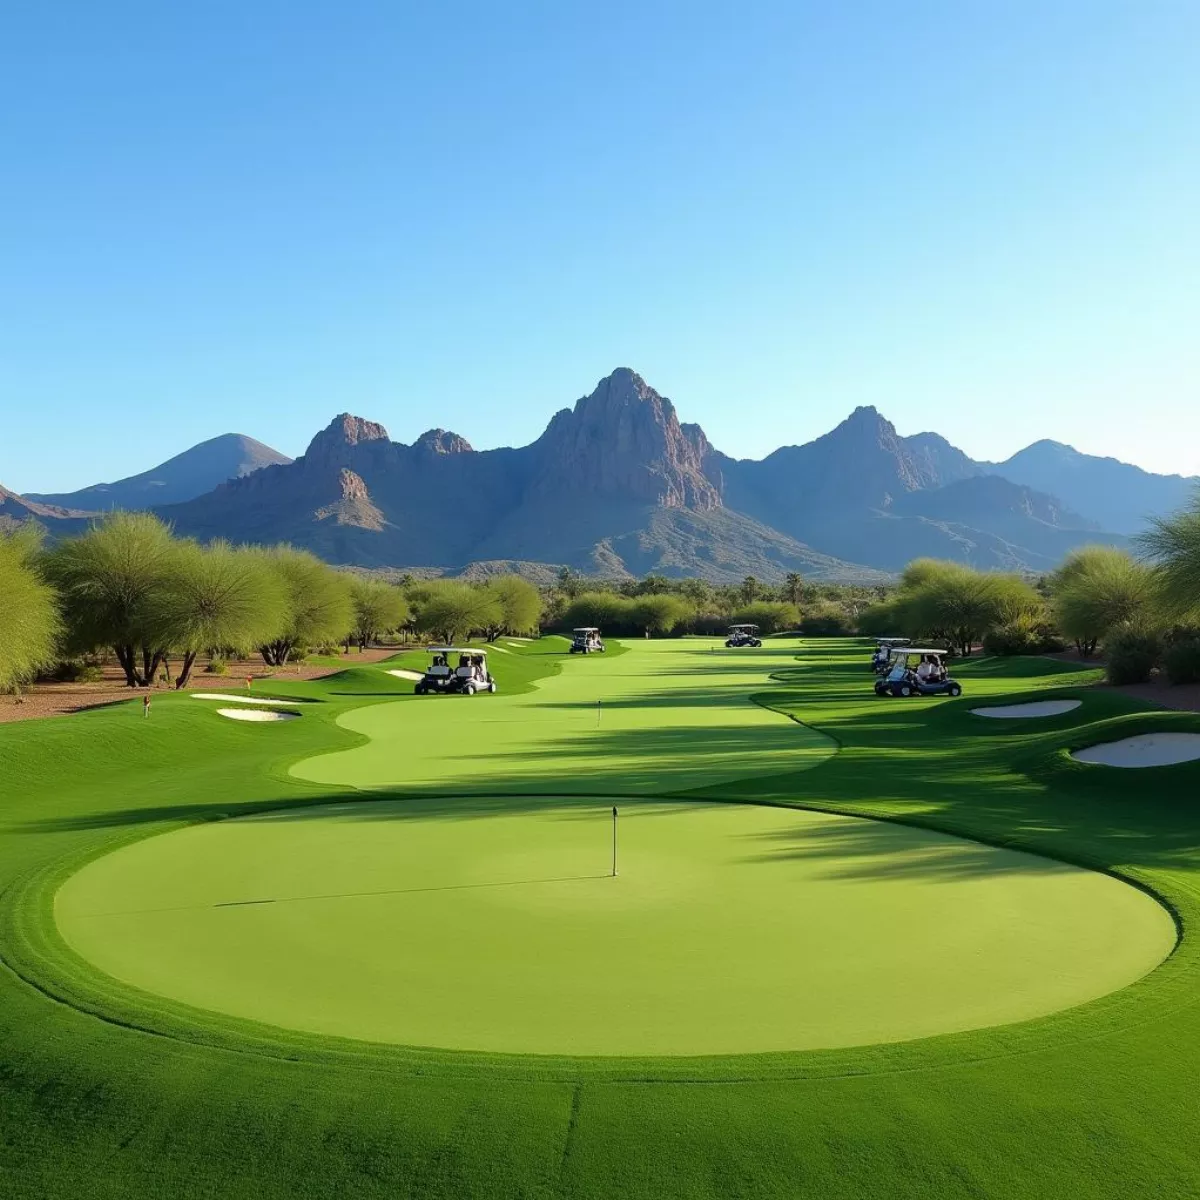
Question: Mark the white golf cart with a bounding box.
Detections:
[871,637,911,673]
[874,648,962,698]
[414,647,497,696]
[725,624,763,648]
[569,627,606,654]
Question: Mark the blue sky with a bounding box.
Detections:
[2,1,1197,493]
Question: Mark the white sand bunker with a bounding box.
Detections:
[192,694,301,707]
[385,669,424,681]
[972,699,1083,720]
[216,708,300,723]
[1073,732,1200,769]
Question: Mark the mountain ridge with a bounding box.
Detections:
[26,433,292,511]
[6,368,1184,580]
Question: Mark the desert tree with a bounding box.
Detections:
[43,512,176,686]
[409,580,502,645]
[1050,546,1156,656]
[350,578,409,650]
[560,591,632,632]
[1139,492,1200,621]
[783,572,804,606]
[257,547,355,665]
[631,594,693,636]
[0,526,61,693]
[479,576,542,641]
[158,541,289,688]
[882,560,1040,656]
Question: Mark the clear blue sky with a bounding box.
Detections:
[2,1,1197,493]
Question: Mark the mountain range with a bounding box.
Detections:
[4,369,1194,581]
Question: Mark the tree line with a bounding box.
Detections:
[2,493,1198,694]
[0,513,541,692]
[856,496,1200,684]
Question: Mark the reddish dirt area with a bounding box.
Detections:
[0,649,398,725]
[1042,649,1200,714]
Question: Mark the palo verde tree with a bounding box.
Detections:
[349,579,409,650]
[631,593,694,636]
[0,526,60,693]
[257,547,355,665]
[1050,546,1156,656]
[1139,492,1200,621]
[409,580,502,645]
[43,511,177,686]
[479,576,542,641]
[158,541,289,688]
[881,560,1040,657]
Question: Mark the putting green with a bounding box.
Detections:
[55,797,1173,1056]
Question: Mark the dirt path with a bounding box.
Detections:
[0,649,398,725]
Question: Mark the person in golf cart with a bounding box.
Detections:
[725,624,763,648]
[569,627,606,654]
[874,648,962,698]
[871,637,910,673]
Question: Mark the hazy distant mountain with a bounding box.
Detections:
[27,433,291,511]
[983,441,1198,535]
[13,370,1178,579]
[0,484,91,535]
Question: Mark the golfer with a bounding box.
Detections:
[142,694,151,719]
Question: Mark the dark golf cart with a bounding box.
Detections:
[725,624,763,648]
[414,647,497,696]
[874,648,962,698]
[569,627,606,654]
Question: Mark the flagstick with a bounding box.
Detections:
[612,805,618,877]
[597,698,601,726]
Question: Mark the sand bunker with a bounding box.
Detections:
[1072,732,1200,768]
[972,700,1082,720]
[192,694,301,707]
[385,669,424,681]
[216,708,299,723]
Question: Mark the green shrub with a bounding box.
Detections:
[1104,627,1161,685]
[38,659,105,684]
[798,606,852,637]
[1163,636,1200,685]
[982,619,1065,657]
[204,658,229,675]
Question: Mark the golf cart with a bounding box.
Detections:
[569,627,606,654]
[725,624,763,648]
[414,647,497,696]
[871,637,911,673]
[874,648,962,698]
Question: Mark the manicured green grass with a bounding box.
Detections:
[56,796,1170,1056]
[3,637,1200,1197]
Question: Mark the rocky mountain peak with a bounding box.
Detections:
[414,429,473,456]
[533,369,722,511]
[303,414,390,469]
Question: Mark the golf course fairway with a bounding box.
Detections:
[7,635,1200,1198]
[56,797,1172,1054]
